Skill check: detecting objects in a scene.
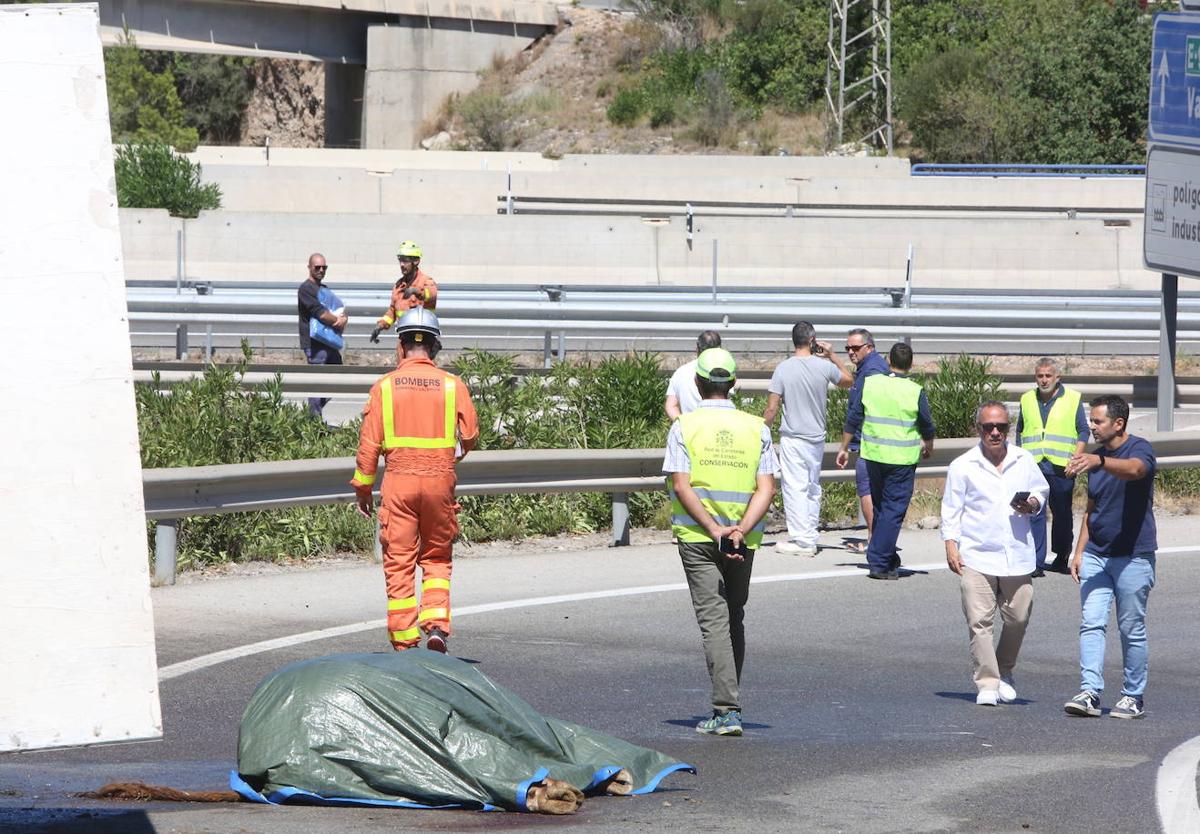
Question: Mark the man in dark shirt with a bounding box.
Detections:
[839,328,890,553]
[836,343,935,579]
[297,252,348,418]
[1062,395,1157,720]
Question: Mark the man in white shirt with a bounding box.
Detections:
[762,321,852,555]
[665,331,723,420]
[941,401,1050,707]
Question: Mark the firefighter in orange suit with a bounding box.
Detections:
[351,308,478,653]
[370,240,438,343]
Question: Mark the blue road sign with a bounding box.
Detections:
[1149,13,1200,147]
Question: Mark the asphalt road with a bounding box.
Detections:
[3,520,1199,833]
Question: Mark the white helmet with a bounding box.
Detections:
[394,307,442,349]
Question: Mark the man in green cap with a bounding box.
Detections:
[662,347,779,737]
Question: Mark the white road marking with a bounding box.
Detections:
[158,546,1199,681]
[1157,735,1200,834]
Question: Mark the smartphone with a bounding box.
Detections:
[719,536,749,557]
[1010,491,1030,507]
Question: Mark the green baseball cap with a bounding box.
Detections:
[696,347,736,381]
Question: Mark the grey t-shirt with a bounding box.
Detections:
[768,355,843,441]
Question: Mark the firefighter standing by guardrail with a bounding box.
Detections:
[371,241,438,343]
[351,308,478,653]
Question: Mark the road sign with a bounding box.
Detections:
[1144,145,1200,276]
[1148,13,1200,146]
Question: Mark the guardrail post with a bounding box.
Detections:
[903,243,914,345]
[543,331,552,368]
[154,519,178,586]
[557,330,565,362]
[175,324,188,360]
[610,492,630,547]
[1159,273,1179,431]
[205,325,213,363]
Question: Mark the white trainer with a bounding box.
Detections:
[976,689,1000,706]
[775,541,817,557]
[998,677,1017,703]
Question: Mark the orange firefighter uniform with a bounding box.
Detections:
[350,355,478,650]
[376,269,438,330]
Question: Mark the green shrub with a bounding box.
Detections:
[115,143,222,218]
[1159,467,1200,498]
[648,96,677,128]
[606,88,646,126]
[916,354,1004,439]
[456,91,515,151]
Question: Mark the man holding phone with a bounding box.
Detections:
[761,321,853,556]
[942,402,1049,706]
[663,348,778,737]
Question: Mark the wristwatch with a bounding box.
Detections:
[1094,450,1106,470]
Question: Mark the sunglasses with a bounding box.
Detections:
[978,422,1010,434]
[397,256,418,263]
[845,344,867,353]
[311,265,327,272]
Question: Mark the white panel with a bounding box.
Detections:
[0,3,162,751]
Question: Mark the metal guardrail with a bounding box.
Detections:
[911,163,1147,178]
[127,286,1200,364]
[495,193,1144,216]
[144,431,1200,585]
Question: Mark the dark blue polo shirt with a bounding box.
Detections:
[1086,435,1157,557]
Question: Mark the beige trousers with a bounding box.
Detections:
[960,566,1033,692]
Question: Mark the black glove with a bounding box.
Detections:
[369,327,382,344]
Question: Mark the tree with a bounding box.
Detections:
[114,143,221,218]
[143,52,257,145]
[104,34,200,151]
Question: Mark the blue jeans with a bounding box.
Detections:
[1031,460,1075,567]
[304,342,342,417]
[865,460,915,574]
[1078,551,1156,697]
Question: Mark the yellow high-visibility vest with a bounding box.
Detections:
[670,407,765,548]
[1020,387,1081,466]
[860,374,923,465]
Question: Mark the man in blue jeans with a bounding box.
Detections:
[1062,395,1157,720]
[297,252,348,419]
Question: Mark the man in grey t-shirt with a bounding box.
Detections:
[762,321,853,555]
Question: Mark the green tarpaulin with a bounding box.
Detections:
[232,651,694,811]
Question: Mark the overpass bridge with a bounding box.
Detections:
[98,0,560,148]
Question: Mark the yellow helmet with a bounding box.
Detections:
[396,240,422,259]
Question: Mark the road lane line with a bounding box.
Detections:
[159,547,1200,682]
[1157,735,1200,833]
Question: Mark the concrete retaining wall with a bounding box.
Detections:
[195,156,1144,215]
[121,208,1158,290]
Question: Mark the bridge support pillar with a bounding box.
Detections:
[362,19,549,149]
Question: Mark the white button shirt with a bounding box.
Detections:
[941,443,1051,576]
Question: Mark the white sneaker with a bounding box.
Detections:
[976,689,1000,706]
[998,677,1017,703]
[775,541,817,557]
